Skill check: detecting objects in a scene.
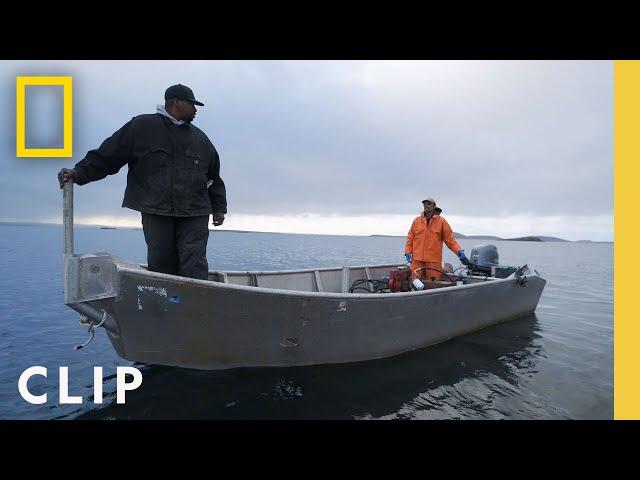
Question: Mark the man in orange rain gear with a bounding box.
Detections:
[404,197,472,281]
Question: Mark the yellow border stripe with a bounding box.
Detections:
[614,61,640,419]
[16,76,73,158]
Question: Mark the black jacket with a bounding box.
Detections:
[73,113,227,217]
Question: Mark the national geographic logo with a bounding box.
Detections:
[16,76,73,158]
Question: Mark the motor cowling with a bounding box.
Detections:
[470,244,499,275]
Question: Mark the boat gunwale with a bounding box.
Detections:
[116,262,542,300]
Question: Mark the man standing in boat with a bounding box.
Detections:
[404,198,472,281]
[57,84,227,280]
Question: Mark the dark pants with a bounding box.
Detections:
[141,213,210,280]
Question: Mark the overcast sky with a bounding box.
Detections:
[1,60,613,240]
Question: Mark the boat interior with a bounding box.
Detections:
[206,264,496,293]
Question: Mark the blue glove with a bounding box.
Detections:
[405,253,413,264]
[456,250,471,266]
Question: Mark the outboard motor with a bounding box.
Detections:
[470,244,499,275]
[468,244,519,278]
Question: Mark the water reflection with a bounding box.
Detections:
[73,314,542,420]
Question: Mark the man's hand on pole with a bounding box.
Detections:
[58,168,78,188]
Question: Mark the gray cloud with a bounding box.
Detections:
[1,60,612,235]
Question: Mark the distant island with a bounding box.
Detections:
[453,233,567,242]
[372,232,567,242]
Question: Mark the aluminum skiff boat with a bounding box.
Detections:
[62,183,546,370]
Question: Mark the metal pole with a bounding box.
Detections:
[63,180,74,255]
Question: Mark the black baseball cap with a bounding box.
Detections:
[164,84,204,106]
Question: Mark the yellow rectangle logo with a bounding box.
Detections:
[16,76,73,157]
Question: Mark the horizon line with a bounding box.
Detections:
[0,221,613,243]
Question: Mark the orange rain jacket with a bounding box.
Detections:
[405,212,462,264]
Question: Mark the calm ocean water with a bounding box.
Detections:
[0,224,613,419]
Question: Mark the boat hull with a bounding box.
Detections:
[87,264,546,370]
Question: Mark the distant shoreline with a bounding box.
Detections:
[0,221,613,243]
